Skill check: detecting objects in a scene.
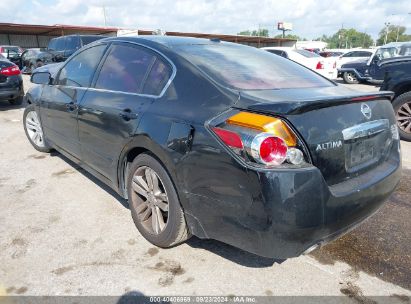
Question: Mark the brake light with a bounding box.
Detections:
[211,111,307,167]
[351,95,379,101]
[0,47,3,53]
[316,61,324,69]
[212,127,243,149]
[251,134,288,165]
[0,65,21,76]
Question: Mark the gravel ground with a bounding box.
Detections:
[0,76,410,301]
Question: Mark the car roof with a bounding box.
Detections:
[52,34,107,39]
[261,46,293,50]
[100,35,236,49]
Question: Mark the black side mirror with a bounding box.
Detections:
[372,56,380,63]
[31,72,51,85]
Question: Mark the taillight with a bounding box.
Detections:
[316,61,324,69]
[210,111,308,168]
[0,65,21,76]
[251,133,288,166]
[212,127,243,149]
[333,61,336,69]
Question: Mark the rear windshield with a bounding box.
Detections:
[176,44,332,90]
[295,49,321,58]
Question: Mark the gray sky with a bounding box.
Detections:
[2,0,411,40]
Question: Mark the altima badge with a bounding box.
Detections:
[316,140,343,151]
[361,103,372,120]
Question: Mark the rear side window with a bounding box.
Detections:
[57,45,106,87]
[142,58,172,95]
[177,44,332,90]
[95,44,158,94]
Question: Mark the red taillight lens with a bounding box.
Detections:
[252,134,288,165]
[212,127,243,149]
[0,65,21,76]
[316,61,324,69]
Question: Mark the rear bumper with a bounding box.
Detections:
[0,88,22,100]
[0,75,23,101]
[185,143,401,259]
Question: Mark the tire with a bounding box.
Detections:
[343,71,359,84]
[127,153,190,247]
[23,104,52,152]
[393,91,411,141]
[9,95,24,105]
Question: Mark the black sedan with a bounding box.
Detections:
[24,36,401,258]
[0,56,24,105]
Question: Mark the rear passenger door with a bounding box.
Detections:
[77,42,173,182]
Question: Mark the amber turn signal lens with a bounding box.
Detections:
[226,112,297,147]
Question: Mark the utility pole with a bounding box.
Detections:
[102,6,107,27]
[384,22,390,45]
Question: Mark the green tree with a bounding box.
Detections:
[377,25,411,45]
[316,28,373,48]
[273,34,304,40]
[237,28,269,37]
[237,30,251,36]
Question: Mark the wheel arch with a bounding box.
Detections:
[392,81,411,100]
[117,135,178,200]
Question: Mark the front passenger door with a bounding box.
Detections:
[40,44,108,158]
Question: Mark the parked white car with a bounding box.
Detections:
[0,45,23,59]
[336,50,373,69]
[262,47,337,79]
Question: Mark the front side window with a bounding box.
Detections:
[48,39,57,50]
[54,38,66,51]
[64,36,79,51]
[177,44,332,90]
[95,44,156,94]
[56,45,106,87]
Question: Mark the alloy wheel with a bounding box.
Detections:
[25,111,45,147]
[346,72,357,83]
[131,166,169,235]
[397,101,411,134]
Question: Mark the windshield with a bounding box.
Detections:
[80,36,105,46]
[1,46,21,54]
[295,49,321,58]
[176,44,332,90]
[375,47,398,60]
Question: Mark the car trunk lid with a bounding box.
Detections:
[234,86,397,185]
